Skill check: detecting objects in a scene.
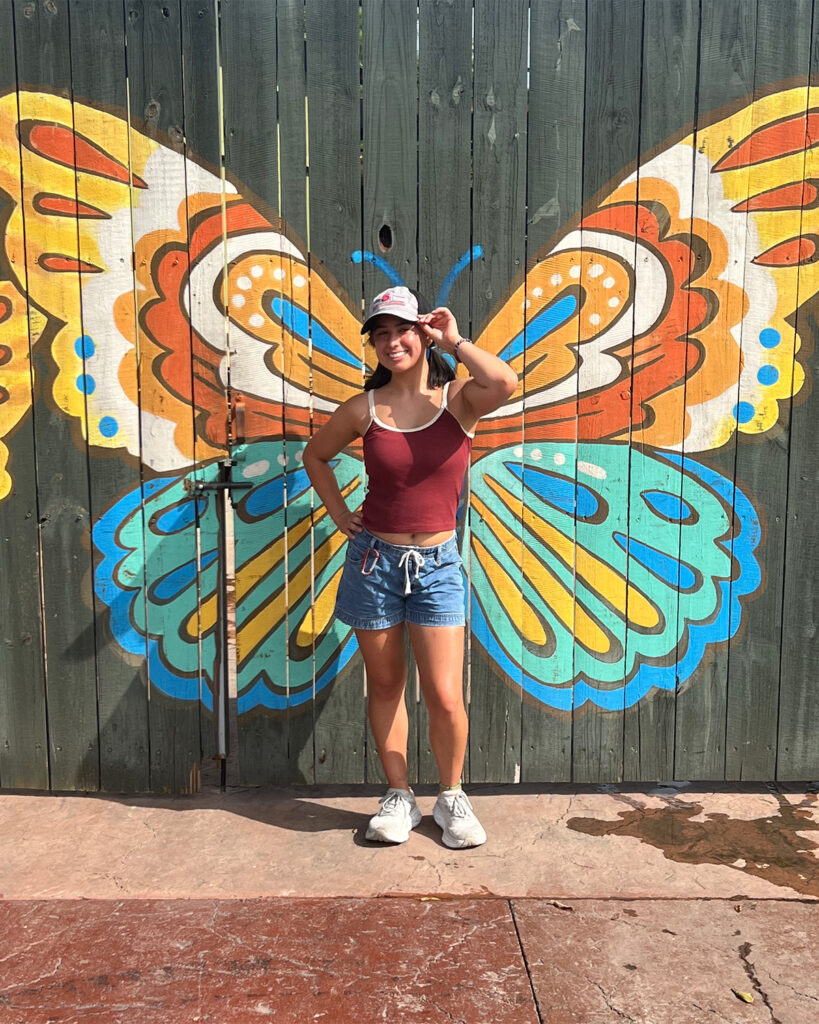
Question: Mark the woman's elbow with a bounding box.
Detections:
[500,366,519,399]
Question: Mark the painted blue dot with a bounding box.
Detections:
[757,365,779,386]
[733,401,755,424]
[76,374,96,394]
[99,416,119,438]
[73,335,95,359]
[759,328,781,349]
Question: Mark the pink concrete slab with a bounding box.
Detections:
[0,898,538,1024]
[1,784,816,900]
[513,898,819,1024]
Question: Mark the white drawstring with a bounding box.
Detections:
[398,549,425,595]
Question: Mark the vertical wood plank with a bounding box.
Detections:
[277,0,315,783]
[417,0,473,784]
[520,0,585,783]
[622,0,699,782]
[572,0,642,784]
[69,0,151,791]
[304,0,366,785]
[14,0,100,791]
[468,0,528,784]
[126,0,202,792]
[674,0,758,781]
[777,0,819,781]
[724,0,813,781]
[361,0,420,786]
[0,0,48,789]
[220,0,289,785]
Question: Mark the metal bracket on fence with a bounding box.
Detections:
[184,459,252,785]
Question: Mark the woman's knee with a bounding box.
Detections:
[423,682,466,721]
[367,671,408,704]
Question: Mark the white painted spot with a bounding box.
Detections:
[532,286,543,297]
[550,273,563,287]
[237,275,252,290]
[242,459,270,479]
[602,276,616,289]
[514,446,523,458]
[589,313,602,326]
[293,274,307,288]
[277,453,288,466]
[531,448,542,461]
[249,314,265,328]
[231,294,246,308]
[273,267,286,281]
[250,264,264,278]
[569,265,581,279]
[554,452,566,466]
[608,296,620,309]
[588,263,605,278]
[295,449,304,463]
[578,460,607,480]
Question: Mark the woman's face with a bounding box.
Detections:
[370,315,424,372]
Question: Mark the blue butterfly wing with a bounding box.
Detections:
[468,442,761,711]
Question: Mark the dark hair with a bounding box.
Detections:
[363,289,456,391]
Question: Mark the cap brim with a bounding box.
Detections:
[360,309,420,335]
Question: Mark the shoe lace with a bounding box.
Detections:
[379,790,408,814]
[445,791,473,818]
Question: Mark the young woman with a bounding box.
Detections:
[302,286,518,848]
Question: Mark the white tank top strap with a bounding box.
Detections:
[441,380,450,409]
[365,388,375,429]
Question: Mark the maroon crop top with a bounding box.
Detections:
[361,382,473,533]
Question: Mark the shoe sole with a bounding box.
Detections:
[433,806,487,849]
[366,806,422,844]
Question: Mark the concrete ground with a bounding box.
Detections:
[1,781,817,1022]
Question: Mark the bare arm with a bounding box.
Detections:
[302,395,369,539]
[417,307,518,421]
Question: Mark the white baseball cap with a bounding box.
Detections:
[361,286,420,334]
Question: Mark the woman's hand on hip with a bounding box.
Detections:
[334,507,363,540]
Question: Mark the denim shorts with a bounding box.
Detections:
[334,528,466,630]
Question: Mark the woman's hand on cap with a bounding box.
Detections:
[417,307,461,353]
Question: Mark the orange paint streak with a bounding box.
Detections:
[33,192,110,219]
[22,121,148,188]
[714,110,819,172]
[38,253,103,274]
[753,236,818,267]
[733,180,819,213]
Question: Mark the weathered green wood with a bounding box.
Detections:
[724,0,812,781]
[361,0,420,786]
[275,0,317,784]
[219,0,288,786]
[0,0,49,791]
[68,0,151,791]
[180,0,229,781]
[519,0,585,783]
[14,0,100,791]
[572,0,642,784]
[622,0,699,783]
[468,0,528,784]
[776,0,819,781]
[416,0,473,784]
[305,0,366,785]
[126,0,202,793]
[674,0,758,782]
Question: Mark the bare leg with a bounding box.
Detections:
[355,625,410,790]
[408,623,467,788]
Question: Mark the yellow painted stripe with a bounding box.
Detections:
[472,490,611,655]
[296,564,343,647]
[471,536,546,645]
[238,528,348,657]
[485,476,660,631]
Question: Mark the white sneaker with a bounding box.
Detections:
[365,788,422,844]
[433,790,487,848]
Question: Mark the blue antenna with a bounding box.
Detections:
[351,250,405,286]
[436,245,483,307]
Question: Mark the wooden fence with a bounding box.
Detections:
[0,0,817,793]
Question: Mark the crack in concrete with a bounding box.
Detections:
[691,1001,735,1022]
[592,981,635,1020]
[739,941,781,1024]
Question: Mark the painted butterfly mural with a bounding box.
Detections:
[0,86,815,717]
